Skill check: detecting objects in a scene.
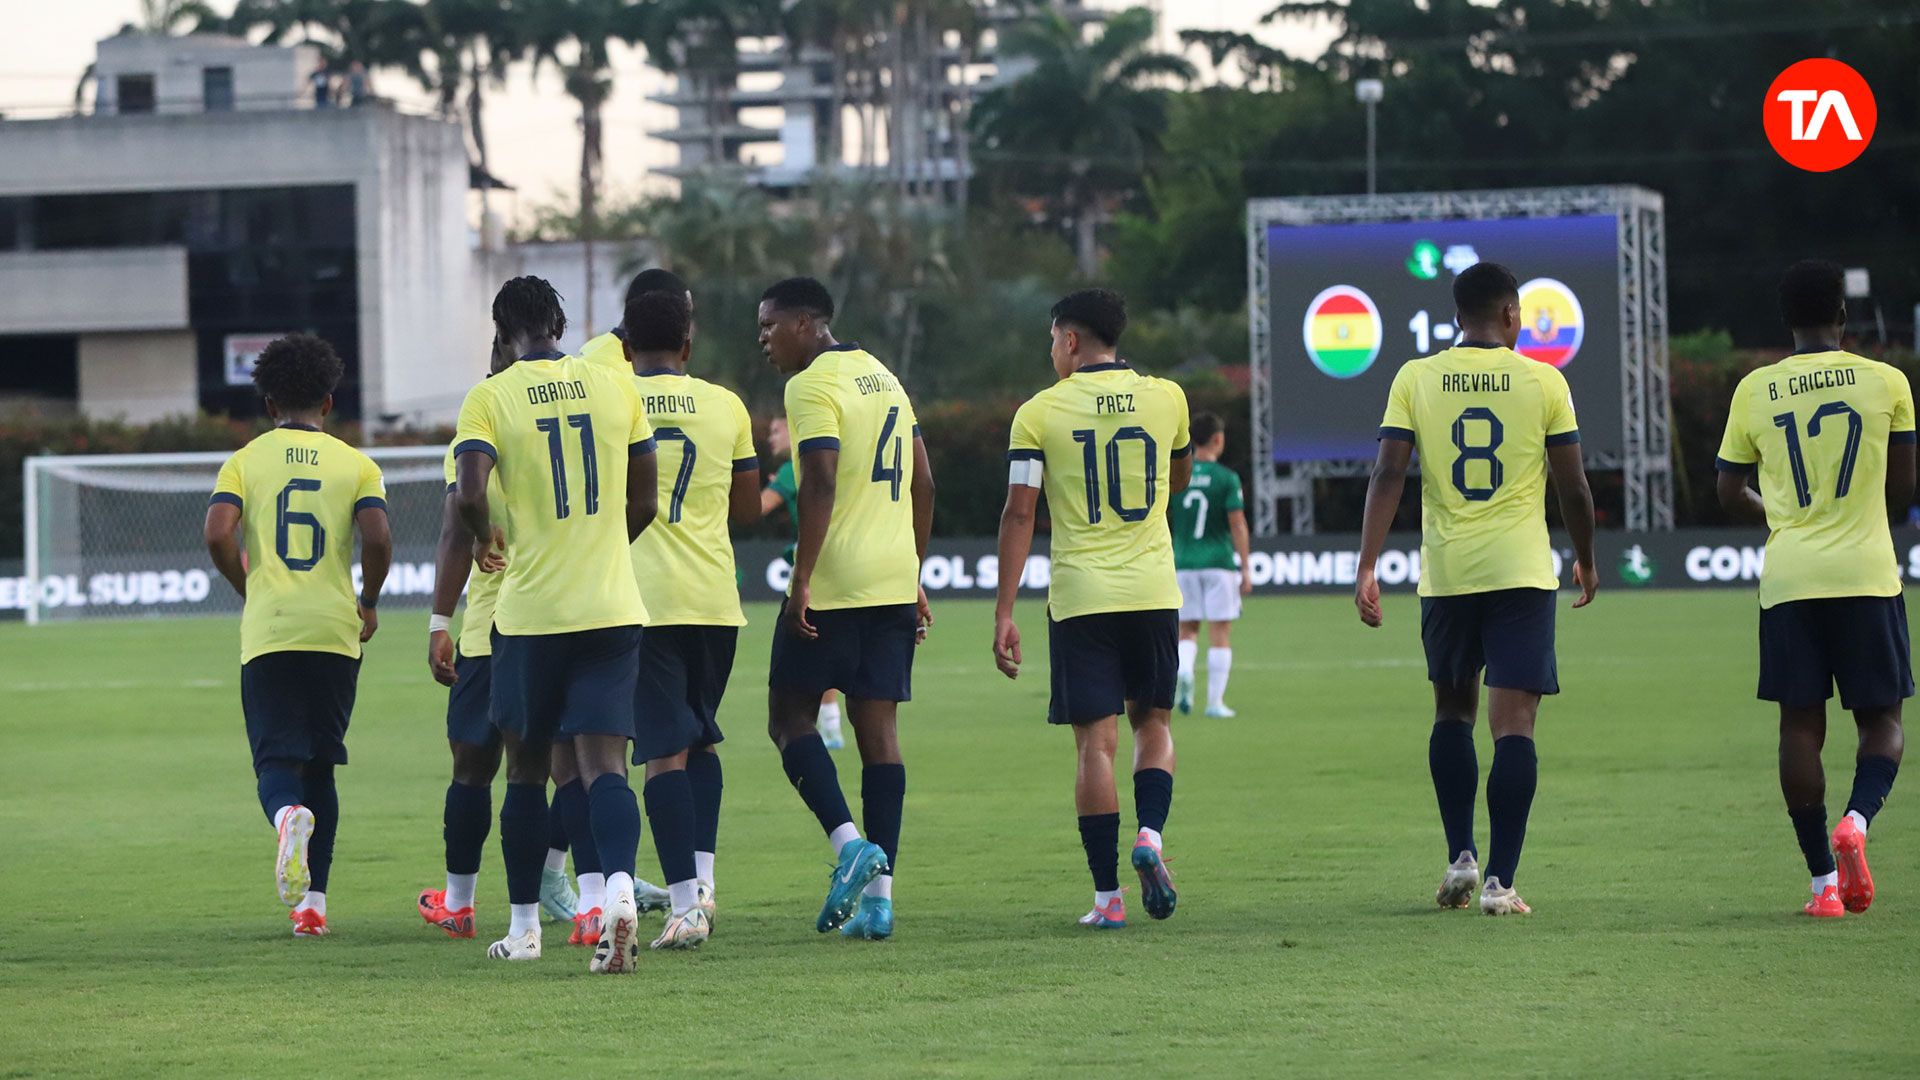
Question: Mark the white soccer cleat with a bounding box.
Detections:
[486,927,542,961]
[275,805,315,907]
[696,881,716,929]
[1479,877,1531,916]
[1436,850,1481,909]
[633,877,673,914]
[590,891,640,974]
[651,906,711,950]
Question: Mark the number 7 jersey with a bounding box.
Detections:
[1717,349,1916,608]
[1379,344,1579,597]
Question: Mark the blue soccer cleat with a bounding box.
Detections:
[817,840,889,933]
[840,896,894,940]
[1132,838,1178,920]
[539,866,578,922]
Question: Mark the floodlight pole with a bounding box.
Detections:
[1356,79,1384,196]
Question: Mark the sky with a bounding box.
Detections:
[0,0,1336,219]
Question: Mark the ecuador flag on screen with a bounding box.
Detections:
[1515,277,1584,368]
[1303,285,1382,379]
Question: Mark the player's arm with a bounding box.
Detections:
[428,489,473,686]
[1168,383,1193,493]
[1715,466,1766,525]
[760,483,787,517]
[993,465,1042,680]
[731,466,763,528]
[453,450,504,571]
[627,445,659,542]
[1228,509,1253,596]
[1547,441,1598,609]
[1888,438,1916,514]
[355,502,392,642]
[204,500,246,599]
[1355,436,1412,627]
[910,433,936,637]
[786,446,837,640]
[1169,453,1193,494]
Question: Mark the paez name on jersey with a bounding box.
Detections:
[1095,393,1136,414]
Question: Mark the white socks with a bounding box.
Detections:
[819,701,842,735]
[294,891,326,916]
[668,879,700,912]
[606,872,635,905]
[828,821,862,855]
[1207,648,1232,708]
[577,872,606,912]
[1137,827,1163,852]
[509,903,540,935]
[863,874,892,901]
[1094,888,1122,908]
[445,873,477,911]
[694,851,715,887]
[544,848,568,874]
[1812,871,1838,895]
[1177,639,1198,677]
[1847,810,1869,834]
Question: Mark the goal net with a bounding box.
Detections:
[22,445,450,625]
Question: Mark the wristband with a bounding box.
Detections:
[429,613,453,634]
[359,593,379,609]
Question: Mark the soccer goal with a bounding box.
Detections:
[21,445,451,626]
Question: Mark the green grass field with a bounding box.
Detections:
[3,590,1918,1078]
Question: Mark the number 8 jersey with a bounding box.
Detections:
[1379,343,1579,597]
[1717,349,1916,609]
[455,352,655,635]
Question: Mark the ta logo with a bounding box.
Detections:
[1764,59,1876,172]
[1619,544,1656,586]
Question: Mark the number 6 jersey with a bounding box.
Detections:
[211,426,386,663]
[455,351,655,635]
[1007,361,1192,621]
[784,345,921,610]
[1379,343,1580,598]
[1716,348,1916,609]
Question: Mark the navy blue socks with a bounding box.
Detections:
[861,764,906,872]
[444,781,491,876]
[499,782,547,904]
[1484,735,1537,887]
[1079,813,1121,892]
[301,761,338,894]
[546,792,570,854]
[1789,804,1837,876]
[587,773,641,881]
[642,770,698,886]
[686,751,723,856]
[256,764,302,824]
[1847,755,1900,825]
[781,733,855,837]
[1429,720,1480,863]
[555,778,600,876]
[1133,768,1173,835]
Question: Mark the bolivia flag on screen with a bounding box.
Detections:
[1515,277,1584,368]
[1303,285,1382,379]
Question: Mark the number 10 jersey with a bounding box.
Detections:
[1379,344,1580,598]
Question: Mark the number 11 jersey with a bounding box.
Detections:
[1379,343,1579,598]
[1717,349,1915,609]
[455,352,655,635]
[785,345,921,610]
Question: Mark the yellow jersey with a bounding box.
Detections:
[1716,349,1916,608]
[630,368,756,626]
[211,426,386,664]
[579,329,625,373]
[784,345,921,610]
[1007,362,1191,621]
[1379,344,1580,597]
[453,351,655,635]
[442,446,505,657]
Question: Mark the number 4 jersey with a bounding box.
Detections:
[784,345,921,610]
[212,426,387,663]
[1717,349,1916,609]
[1379,343,1579,597]
[455,352,655,635]
[1008,361,1192,621]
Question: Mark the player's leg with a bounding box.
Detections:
[288,653,355,936]
[550,740,604,943]
[421,651,500,937]
[633,627,707,948]
[687,746,722,904]
[1760,599,1846,915]
[842,695,904,939]
[243,654,315,912]
[1204,598,1236,718]
[1830,594,1912,913]
[1481,688,1540,915]
[1124,611,1180,919]
[541,737,577,923]
[1836,705,1902,913]
[819,688,845,750]
[1176,568,1202,714]
[686,627,735,923]
[1420,595,1487,907]
[489,727,554,958]
[562,627,646,973]
[1074,716,1126,928]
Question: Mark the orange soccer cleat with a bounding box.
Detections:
[417,888,476,938]
[1832,817,1874,914]
[290,908,329,937]
[1805,883,1845,918]
[568,907,603,946]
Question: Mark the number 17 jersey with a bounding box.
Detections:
[1379,344,1579,598]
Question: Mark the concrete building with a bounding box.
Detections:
[90,33,324,115]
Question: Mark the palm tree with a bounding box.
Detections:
[409,0,522,233]
[972,6,1193,276]
[221,0,429,89]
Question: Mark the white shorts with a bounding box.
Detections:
[1177,568,1242,623]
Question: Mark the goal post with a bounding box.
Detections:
[22,445,451,626]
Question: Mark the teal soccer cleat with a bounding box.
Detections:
[1132,838,1178,920]
[840,896,894,940]
[817,839,889,933]
[539,866,578,922]
[1174,672,1195,715]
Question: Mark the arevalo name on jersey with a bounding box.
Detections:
[1438,373,1512,393]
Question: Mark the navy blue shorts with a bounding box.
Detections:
[1047,609,1179,725]
[768,601,916,702]
[1759,595,1914,710]
[446,652,500,748]
[240,650,360,772]
[633,625,738,764]
[1420,588,1559,695]
[491,625,641,743]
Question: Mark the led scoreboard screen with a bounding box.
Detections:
[1266,214,1622,462]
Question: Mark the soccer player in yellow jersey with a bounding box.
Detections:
[1355,262,1597,917]
[621,288,760,949]
[578,267,692,373]
[203,334,392,938]
[993,289,1192,929]
[759,276,934,940]
[452,276,660,972]
[1715,260,1915,918]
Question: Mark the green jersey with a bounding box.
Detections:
[1170,460,1244,571]
[770,460,799,563]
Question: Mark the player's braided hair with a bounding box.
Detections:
[251,333,344,412]
[492,275,568,342]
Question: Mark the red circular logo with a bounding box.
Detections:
[1764,59,1876,172]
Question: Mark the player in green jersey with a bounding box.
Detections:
[1167,412,1252,718]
